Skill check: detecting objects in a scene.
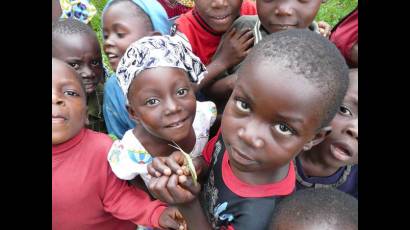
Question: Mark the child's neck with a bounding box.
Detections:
[230,162,290,185]
[298,150,341,177]
[133,126,196,157]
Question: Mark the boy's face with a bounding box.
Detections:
[103,2,152,71]
[195,0,243,33]
[256,0,322,33]
[52,60,88,145]
[221,60,324,174]
[53,33,103,94]
[127,67,197,143]
[312,70,358,167]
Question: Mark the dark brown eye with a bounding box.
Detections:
[339,105,352,116]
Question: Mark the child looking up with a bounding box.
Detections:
[52,58,183,230]
[295,68,358,199]
[52,18,107,133]
[107,35,216,189]
[147,29,349,229]
[270,188,358,230]
[102,0,171,139]
[204,0,328,115]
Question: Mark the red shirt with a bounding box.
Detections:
[201,129,295,229]
[330,8,358,63]
[52,128,166,230]
[175,0,257,65]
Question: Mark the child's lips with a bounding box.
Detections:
[165,116,189,129]
[330,142,353,161]
[52,114,67,123]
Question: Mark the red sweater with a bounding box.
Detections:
[176,0,257,65]
[52,128,166,230]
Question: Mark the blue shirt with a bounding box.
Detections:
[103,75,136,139]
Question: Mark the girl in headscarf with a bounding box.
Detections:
[102,0,172,139]
[107,35,216,192]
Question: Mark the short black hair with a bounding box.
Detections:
[104,0,153,31]
[271,188,358,230]
[52,18,96,37]
[241,29,349,128]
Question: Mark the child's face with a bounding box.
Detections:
[52,60,88,145]
[127,67,197,143]
[103,2,152,71]
[256,0,322,33]
[312,70,358,167]
[53,33,103,94]
[221,61,324,174]
[195,0,243,33]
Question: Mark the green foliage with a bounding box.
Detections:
[316,0,358,27]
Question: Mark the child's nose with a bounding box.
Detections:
[344,118,358,140]
[237,124,264,149]
[211,0,228,8]
[80,66,94,78]
[52,92,65,106]
[164,98,182,115]
[104,35,115,47]
[274,1,293,16]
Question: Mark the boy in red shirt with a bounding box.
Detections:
[52,58,183,230]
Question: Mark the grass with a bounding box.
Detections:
[89,0,358,73]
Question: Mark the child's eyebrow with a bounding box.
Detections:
[275,113,304,124]
[236,84,254,105]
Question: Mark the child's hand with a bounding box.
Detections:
[158,206,187,230]
[148,151,187,178]
[213,27,254,69]
[318,21,331,38]
[148,174,201,205]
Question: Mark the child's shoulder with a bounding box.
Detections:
[232,15,258,30]
[84,129,113,149]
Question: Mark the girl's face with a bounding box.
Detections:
[127,67,197,143]
[103,1,152,71]
[195,0,243,33]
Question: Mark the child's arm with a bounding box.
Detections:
[149,174,213,230]
[102,164,168,228]
[198,27,254,92]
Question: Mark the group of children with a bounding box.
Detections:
[52,0,358,229]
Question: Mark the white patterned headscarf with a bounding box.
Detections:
[116,35,207,105]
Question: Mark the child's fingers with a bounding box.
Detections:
[167,174,195,202]
[147,163,162,177]
[227,27,237,38]
[234,28,251,41]
[242,37,255,51]
[149,176,175,203]
[151,157,172,176]
[237,29,253,42]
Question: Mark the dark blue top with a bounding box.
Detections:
[295,156,358,199]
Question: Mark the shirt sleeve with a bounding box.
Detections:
[202,128,221,165]
[107,139,153,180]
[103,164,167,228]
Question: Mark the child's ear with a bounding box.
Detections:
[126,105,140,123]
[303,126,332,151]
